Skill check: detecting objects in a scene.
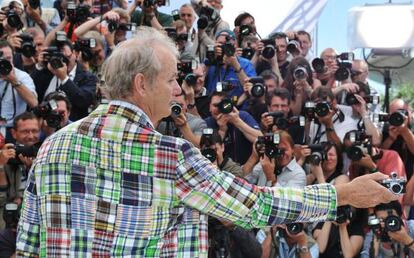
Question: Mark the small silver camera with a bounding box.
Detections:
[380,172,406,195]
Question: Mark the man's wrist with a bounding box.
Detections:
[334,183,348,207]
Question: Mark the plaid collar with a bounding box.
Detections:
[95,100,155,129]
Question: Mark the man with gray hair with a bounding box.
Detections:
[17,27,398,257]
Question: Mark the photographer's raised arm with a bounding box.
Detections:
[74,11,120,38]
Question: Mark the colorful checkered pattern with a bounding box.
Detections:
[16,100,338,257]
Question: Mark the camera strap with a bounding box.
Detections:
[0,82,17,121]
[313,109,343,144]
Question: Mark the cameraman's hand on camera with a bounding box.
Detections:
[181,80,195,101]
[387,225,413,246]
[243,78,253,95]
[260,112,274,132]
[340,82,359,93]
[18,153,34,169]
[216,113,229,131]
[7,32,22,49]
[310,162,326,183]
[295,144,311,166]
[103,10,120,22]
[214,42,222,59]
[172,113,187,128]
[293,79,310,95]
[260,155,276,184]
[25,4,42,23]
[48,62,68,81]
[352,94,368,117]
[0,143,16,165]
[317,109,335,128]
[227,107,241,125]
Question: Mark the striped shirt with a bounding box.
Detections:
[17,100,337,257]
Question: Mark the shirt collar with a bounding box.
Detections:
[96,100,155,129]
[283,158,297,173]
[68,64,77,80]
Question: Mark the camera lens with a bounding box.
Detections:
[286,223,303,235]
[0,59,12,76]
[107,21,118,33]
[385,215,401,232]
[50,57,63,69]
[308,152,322,165]
[345,93,358,106]
[390,183,403,195]
[7,11,23,29]
[242,47,254,60]
[389,112,405,127]
[251,83,265,98]
[184,74,197,86]
[275,117,288,130]
[335,67,350,81]
[197,15,209,30]
[262,45,275,59]
[218,98,233,114]
[293,66,307,81]
[201,147,217,163]
[315,102,330,117]
[170,103,182,117]
[312,58,325,74]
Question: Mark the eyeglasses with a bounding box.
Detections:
[180,13,192,17]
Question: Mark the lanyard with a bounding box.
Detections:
[0,82,17,121]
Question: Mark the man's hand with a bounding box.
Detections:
[7,32,22,49]
[261,112,274,131]
[48,62,68,81]
[388,226,413,245]
[172,112,187,128]
[352,94,368,117]
[227,107,241,125]
[335,172,399,208]
[216,113,229,130]
[260,155,276,182]
[103,10,120,22]
[243,78,253,95]
[1,68,18,85]
[340,82,359,93]
[18,154,33,169]
[317,109,335,127]
[0,143,16,165]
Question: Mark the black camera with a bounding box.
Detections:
[16,33,36,58]
[261,38,276,59]
[6,9,23,30]
[197,5,219,30]
[255,133,285,159]
[33,99,63,128]
[171,9,180,21]
[380,172,406,195]
[164,27,178,41]
[293,66,307,81]
[345,93,380,106]
[378,109,407,127]
[3,202,19,229]
[176,33,188,42]
[177,60,196,85]
[28,0,40,9]
[216,79,237,93]
[143,0,167,8]
[217,97,234,114]
[346,131,372,161]
[239,24,252,37]
[55,31,68,45]
[383,214,403,232]
[43,47,67,70]
[7,143,39,165]
[307,144,327,165]
[287,40,300,55]
[368,215,381,230]
[286,223,303,235]
[0,51,12,76]
[312,58,325,74]
[74,38,97,62]
[170,102,182,117]
[221,37,235,57]
[206,44,216,65]
[201,128,217,163]
[266,112,305,130]
[241,43,254,60]
[107,20,134,33]
[336,205,352,224]
[334,52,354,81]
[315,101,331,117]
[249,76,265,98]
[66,1,90,24]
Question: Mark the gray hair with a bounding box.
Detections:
[101,27,178,100]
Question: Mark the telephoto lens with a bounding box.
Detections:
[170,103,182,117]
[293,66,307,81]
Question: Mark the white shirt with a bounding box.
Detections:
[44,64,77,100]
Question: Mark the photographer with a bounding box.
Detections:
[0,40,37,142]
[157,90,207,147]
[205,30,256,98]
[179,3,196,39]
[315,47,342,88]
[286,30,314,62]
[0,112,39,229]
[361,201,414,258]
[128,0,173,30]
[252,35,284,82]
[205,91,262,164]
[30,39,97,121]
[0,0,25,37]
[74,8,131,51]
[282,56,321,116]
[244,130,306,188]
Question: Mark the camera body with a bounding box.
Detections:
[304,101,332,119]
[3,202,19,229]
[197,5,219,29]
[261,38,276,59]
[221,38,236,57]
[143,0,167,8]
[216,97,234,114]
[66,2,90,24]
[16,33,36,58]
[266,112,305,130]
[336,205,352,224]
[7,143,39,165]
[0,50,12,76]
[170,102,182,118]
[74,38,97,62]
[201,128,217,162]
[43,47,67,70]
[33,99,63,129]
[335,52,354,81]
[255,132,285,159]
[107,20,134,33]
[312,58,325,74]
[249,76,265,98]
[377,109,407,127]
[6,9,23,30]
[177,60,196,86]
[286,223,303,235]
[345,93,380,106]
[28,0,40,9]
[380,172,406,195]
[307,144,326,165]
[346,130,372,161]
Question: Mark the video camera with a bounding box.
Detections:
[43,47,68,70]
[249,76,265,98]
[306,143,327,165]
[304,101,332,120]
[15,33,36,58]
[33,99,63,129]
[377,109,407,127]
[261,38,276,59]
[266,111,305,131]
[200,128,217,163]
[345,93,380,106]
[74,38,97,62]
[255,132,285,159]
[0,50,12,76]
[345,130,372,161]
[197,5,220,30]
[3,202,19,229]
[335,52,354,81]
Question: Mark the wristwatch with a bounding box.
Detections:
[12,81,22,88]
[298,246,309,253]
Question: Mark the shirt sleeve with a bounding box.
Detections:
[19,70,37,98]
[175,141,337,229]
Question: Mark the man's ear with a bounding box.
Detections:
[133,73,146,96]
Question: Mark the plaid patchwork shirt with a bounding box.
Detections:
[16,100,338,257]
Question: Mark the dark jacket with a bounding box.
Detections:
[31,63,97,121]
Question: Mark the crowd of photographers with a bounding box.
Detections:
[0,0,413,257]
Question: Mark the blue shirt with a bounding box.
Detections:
[0,68,36,127]
[204,110,259,164]
[205,57,256,98]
